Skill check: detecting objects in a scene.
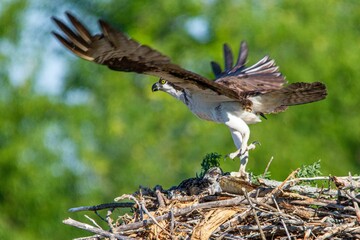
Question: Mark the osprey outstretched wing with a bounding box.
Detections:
[52,12,327,179]
[52,12,242,101]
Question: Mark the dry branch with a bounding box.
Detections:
[63,218,133,239]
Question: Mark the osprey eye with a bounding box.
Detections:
[160,79,167,85]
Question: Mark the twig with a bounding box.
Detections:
[345,191,360,204]
[290,199,355,212]
[315,209,357,219]
[258,178,338,196]
[290,176,360,183]
[317,221,356,240]
[303,228,312,240]
[244,190,266,240]
[262,156,273,178]
[139,198,172,237]
[332,175,360,189]
[155,185,166,208]
[84,215,102,229]
[348,173,360,221]
[247,200,303,222]
[234,224,308,232]
[272,195,291,240]
[169,209,175,237]
[262,168,299,203]
[289,176,336,183]
[348,195,360,219]
[63,218,133,240]
[114,194,140,207]
[249,197,278,212]
[106,209,114,231]
[115,194,142,221]
[73,235,102,240]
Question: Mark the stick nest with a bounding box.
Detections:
[64,168,360,239]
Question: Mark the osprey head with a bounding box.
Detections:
[151,78,175,92]
[152,78,186,102]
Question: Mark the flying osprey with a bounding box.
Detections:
[52,12,327,179]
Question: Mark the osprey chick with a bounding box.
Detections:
[52,12,327,179]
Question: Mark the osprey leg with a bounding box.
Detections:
[225,115,260,178]
[226,115,251,156]
[227,129,248,178]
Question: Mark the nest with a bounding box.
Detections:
[64,168,360,239]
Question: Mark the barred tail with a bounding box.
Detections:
[253,82,327,114]
[280,82,327,106]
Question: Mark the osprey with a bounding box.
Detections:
[52,12,327,179]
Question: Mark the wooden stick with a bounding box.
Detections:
[73,235,102,240]
[258,178,338,196]
[262,168,299,203]
[244,190,266,240]
[84,215,102,230]
[63,218,133,240]
[317,221,356,240]
[155,185,166,208]
[262,156,273,178]
[272,195,291,240]
[139,199,172,237]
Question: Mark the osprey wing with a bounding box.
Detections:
[212,42,326,113]
[52,12,242,102]
[213,42,286,97]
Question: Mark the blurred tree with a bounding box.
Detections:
[0,0,359,239]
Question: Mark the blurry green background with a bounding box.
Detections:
[0,0,359,239]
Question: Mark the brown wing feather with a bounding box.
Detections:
[211,42,326,111]
[211,42,286,97]
[52,12,243,101]
[215,58,286,97]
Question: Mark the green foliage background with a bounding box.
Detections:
[0,0,359,239]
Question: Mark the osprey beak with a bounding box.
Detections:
[152,82,160,92]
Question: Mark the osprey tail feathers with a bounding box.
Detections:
[252,82,327,114]
[277,82,327,106]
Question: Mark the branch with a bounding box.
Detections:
[258,178,338,196]
[317,221,356,240]
[63,218,133,240]
[244,190,266,240]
